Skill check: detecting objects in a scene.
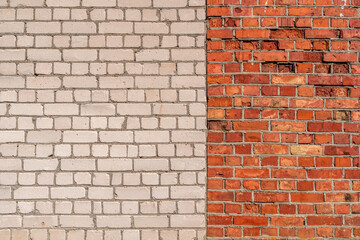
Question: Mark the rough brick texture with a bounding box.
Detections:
[0,0,206,239]
[207,0,360,239]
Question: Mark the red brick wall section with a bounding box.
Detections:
[207,0,360,239]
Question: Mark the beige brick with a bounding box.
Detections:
[63,49,98,62]
[51,187,85,199]
[63,22,96,34]
[171,49,205,61]
[90,0,118,6]
[28,49,61,61]
[98,159,132,171]
[153,0,187,7]
[171,76,205,88]
[99,77,134,89]
[59,216,94,227]
[171,22,205,34]
[23,216,58,228]
[63,131,98,143]
[171,186,205,199]
[135,23,169,34]
[45,104,79,115]
[170,215,205,228]
[0,216,22,227]
[27,131,61,143]
[89,187,113,199]
[99,131,133,143]
[0,22,24,33]
[0,131,24,143]
[99,22,133,33]
[135,131,170,143]
[170,158,205,170]
[135,50,170,62]
[118,0,151,7]
[0,49,25,61]
[171,131,206,142]
[134,216,169,228]
[81,104,115,116]
[61,159,96,171]
[10,0,43,6]
[27,22,61,33]
[97,216,131,228]
[9,104,43,116]
[117,103,151,115]
[63,76,97,88]
[115,187,150,200]
[153,103,187,115]
[24,159,58,171]
[14,187,49,199]
[46,0,80,6]
[99,49,134,61]
[0,159,21,170]
[27,77,61,89]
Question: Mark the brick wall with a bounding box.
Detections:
[0,0,206,239]
[207,0,360,239]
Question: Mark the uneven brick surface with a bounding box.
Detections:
[207,0,360,239]
[0,0,206,239]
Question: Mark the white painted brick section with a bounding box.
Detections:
[0,0,206,238]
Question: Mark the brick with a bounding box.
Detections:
[27,22,61,33]
[97,216,132,228]
[99,22,133,33]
